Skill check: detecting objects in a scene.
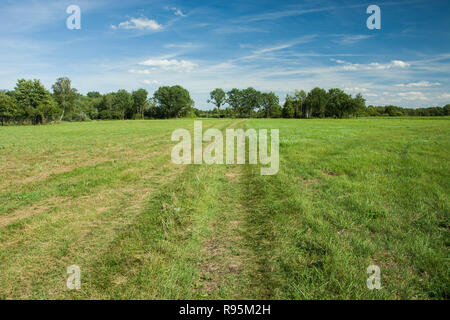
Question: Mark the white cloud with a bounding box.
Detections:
[129,69,151,74]
[142,79,161,85]
[333,59,411,71]
[165,7,186,17]
[163,43,200,49]
[138,59,197,71]
[239,35,317,61]
[438,93,450,99]
[397,91,427,100]
[333,34,373,44]
[344,87,380,97]
[214,26,266,34]
[395,81,441,87]
[174,9,186,17]
[391,60,410,68]
[239,6,349,22]
[344,87,368,92]
[111,17,162,31]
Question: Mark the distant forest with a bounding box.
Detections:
[0,77,449,125]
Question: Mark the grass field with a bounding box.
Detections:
[0,118,448,299]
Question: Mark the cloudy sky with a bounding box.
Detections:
[0,0,449,109]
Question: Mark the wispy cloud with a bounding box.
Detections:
[236,3,369,22]
[332,59,411,70]
[111,17,163,31]
[239,35,317,61]
[395,81,441,87]
[137,59,197,72]
[397,91,428,100]
[332,34,373,45]
[240,7,335,22]
[213,26,267,34]
[163,43,201,49]
[142,79,161,86]
[128,69,152,75]
[165,6,186,17]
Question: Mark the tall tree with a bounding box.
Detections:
[153,85,193,118]
[207,88,226,117]
[52,77,77,121]
[87,91,102,98]
[145,97,158,118]
[350,93,366,117]
[15,79,59,124]
[259,92,280,118]
[113,89,133,120]
[0,91,16,125]
[98,93,115,111]
[293,90,307,118]
[327,88,350,118]
[240,87,261,117]
[131,88,148,119]
[226,88,242,117]
[282,96,295,118]
[305,87,328,118]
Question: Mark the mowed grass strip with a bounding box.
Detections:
[241,118,449,299]
[0,119,215,299]
[70,119,239,299]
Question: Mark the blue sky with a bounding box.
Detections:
[0,0,449,109]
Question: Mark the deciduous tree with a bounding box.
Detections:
[52,77,77,121]
[153,85,194,118]
[0,91,16,125]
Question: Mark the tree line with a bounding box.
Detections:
[0,77,448,125]
[0,78,195,125]
[204,87,449,118]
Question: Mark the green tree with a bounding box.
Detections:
[350,93,366,117]
[282,97,295,118]
[72,95,98,121]
[259,92,280,118]
[144,97,158,118]
[153,85,194,118]
[112,89,133,120]
[226,88,242,117]
[15,79,59,124]
[385,105,404,116]
[0,91,16,125]
[207,88,226,117]
[87,91,102,99]
[131,88,148,119]
[305,88,328,118]
[97,93,115,119]
[326,88,350,118]
[292,90,306,118]
[240,87,261,117]
[52,77,77,121]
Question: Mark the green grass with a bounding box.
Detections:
[0,118,448,299]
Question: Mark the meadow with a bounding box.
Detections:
[0,117,448,299]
